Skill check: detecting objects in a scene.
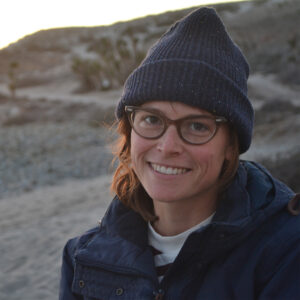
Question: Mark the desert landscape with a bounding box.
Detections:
[0,0,299,299]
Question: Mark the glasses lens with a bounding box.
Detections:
[181,117,216,144]
[132,110,164,138]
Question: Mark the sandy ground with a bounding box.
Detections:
[0,174,112,299]
[0,79,122,108]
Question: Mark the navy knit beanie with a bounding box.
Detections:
[116,7,254,153]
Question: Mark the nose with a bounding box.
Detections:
[156,125,183,155]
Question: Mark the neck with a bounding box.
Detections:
[152,194,217,236]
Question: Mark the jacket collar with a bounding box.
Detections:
[213,160,294,226]
[101,196,148,248]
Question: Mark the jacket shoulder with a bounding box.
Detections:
[64,226,100,264]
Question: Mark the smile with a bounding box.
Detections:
[150,163,189,175]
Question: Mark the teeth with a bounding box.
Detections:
[151,163,188,175]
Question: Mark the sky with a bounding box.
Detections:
[1,0,245,50]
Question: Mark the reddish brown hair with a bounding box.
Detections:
[111,116,240,222]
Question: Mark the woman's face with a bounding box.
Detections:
[130,101,233,209]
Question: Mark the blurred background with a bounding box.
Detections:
[0,0,299,298]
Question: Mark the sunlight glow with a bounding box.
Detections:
[1,0,246,50]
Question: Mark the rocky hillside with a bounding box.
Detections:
[0,0,299,92]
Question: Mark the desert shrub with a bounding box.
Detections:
[8,61,19,99]
[71,57,103,92]
[214,2,241,14]
[72,33,147,92]
[121,23,148,36]
[3,113,35,126]
[88,36,113,54]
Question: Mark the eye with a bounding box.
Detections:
[189,121,209,132]
[135,111,163,128]
[144,115,161,125]
[182,118,213,138]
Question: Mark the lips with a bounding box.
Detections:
[150,163,190,175]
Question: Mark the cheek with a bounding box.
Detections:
[193,150,218,171]
[192,144,228,175]
[130,132,152,168]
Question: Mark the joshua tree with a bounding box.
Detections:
[8,61,19,99]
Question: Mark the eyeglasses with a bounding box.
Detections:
[125,105,227,145]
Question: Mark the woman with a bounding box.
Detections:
[60,7,300,299]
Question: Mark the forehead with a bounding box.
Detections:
[141,101,212,117]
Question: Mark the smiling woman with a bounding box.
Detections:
[59,7,300,300]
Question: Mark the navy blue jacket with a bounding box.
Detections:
[59,161,300,299]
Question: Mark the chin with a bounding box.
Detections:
[148,190,184,204]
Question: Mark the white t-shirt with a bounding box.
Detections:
[148,215,214,282]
